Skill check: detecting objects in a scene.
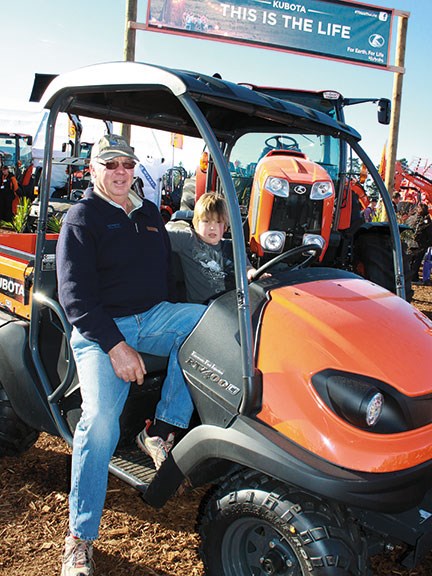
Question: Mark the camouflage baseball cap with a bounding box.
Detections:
[91,134,139,162]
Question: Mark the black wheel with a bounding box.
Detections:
[353,230,413,302]
[198,470,367,576]
[0,383,39,456]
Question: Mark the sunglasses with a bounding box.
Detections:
[97,159,136,170]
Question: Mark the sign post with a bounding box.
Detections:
[385,12,408,195]
[121,0,138,144]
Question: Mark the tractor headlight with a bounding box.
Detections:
[312,370,384,429]
[260,231,286,253]
[310,181,333,200]
[302,234,325,251]
[264,177,289,197]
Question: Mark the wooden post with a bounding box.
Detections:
[121,0,138,143]
[385,12,409,194]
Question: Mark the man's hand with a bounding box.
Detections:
[108,341,147,385]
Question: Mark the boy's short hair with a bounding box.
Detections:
[193,192,229,228]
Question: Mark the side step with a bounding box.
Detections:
[109,445,157,493]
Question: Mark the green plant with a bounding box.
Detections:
[0,197,31,232]
[47,212,63,233]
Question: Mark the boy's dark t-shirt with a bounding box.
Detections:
[167,223,235,303]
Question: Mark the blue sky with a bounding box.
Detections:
[0,0,429,169]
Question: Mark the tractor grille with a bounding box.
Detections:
[269,191,323,249]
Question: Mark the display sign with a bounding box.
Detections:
[145,0,393,68]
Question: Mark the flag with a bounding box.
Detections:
[378,143,387,180]
[68,118,76,140]
[170,133,183,149]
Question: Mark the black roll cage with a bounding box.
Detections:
[28,62,405,439]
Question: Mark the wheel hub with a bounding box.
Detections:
[260,547,287,574]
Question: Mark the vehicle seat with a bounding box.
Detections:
[170,209,194,223]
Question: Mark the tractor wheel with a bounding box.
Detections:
[0,383,39,457]
[198,470,368,576]
[353,230,413,302]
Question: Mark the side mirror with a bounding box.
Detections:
[377,98,391,125]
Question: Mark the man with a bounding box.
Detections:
[362,197,377,223]
[0,165,19,221]
[392,191,401,212]
[56,134,205,576]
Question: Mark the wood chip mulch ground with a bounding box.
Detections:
[1,284,431,576]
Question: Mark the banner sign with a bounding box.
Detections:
[146,0,393,68]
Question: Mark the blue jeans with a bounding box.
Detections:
[68,301,205,540]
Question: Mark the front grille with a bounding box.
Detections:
[269,192,323,249]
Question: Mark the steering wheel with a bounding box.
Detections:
[264,135,300,152]
[252,243,322,280]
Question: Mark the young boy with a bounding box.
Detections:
[166,192,257,304]
[136,193,257,468]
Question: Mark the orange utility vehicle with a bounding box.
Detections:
[0,63,431,576]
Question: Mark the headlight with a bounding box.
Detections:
[260,231,286,252]
[365,392,384,427]
[312,370,384,429]
[302,234,325,251]
[310,181,333,200]
[264,177,289,197]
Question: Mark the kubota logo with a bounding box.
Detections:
[294,185,307,195]
[0,274,25,303]
[369,34,385,48]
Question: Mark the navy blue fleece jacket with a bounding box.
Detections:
[56,188,174,353]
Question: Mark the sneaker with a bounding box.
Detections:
[136,419,175,470]
[61,533,94,576]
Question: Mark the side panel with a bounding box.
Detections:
[0,313,58,434]
[0,253,32,319]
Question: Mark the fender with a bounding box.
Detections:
[146,419,432,515]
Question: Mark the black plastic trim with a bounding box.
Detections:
[312,369,432,433]
[169,417,432,514]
